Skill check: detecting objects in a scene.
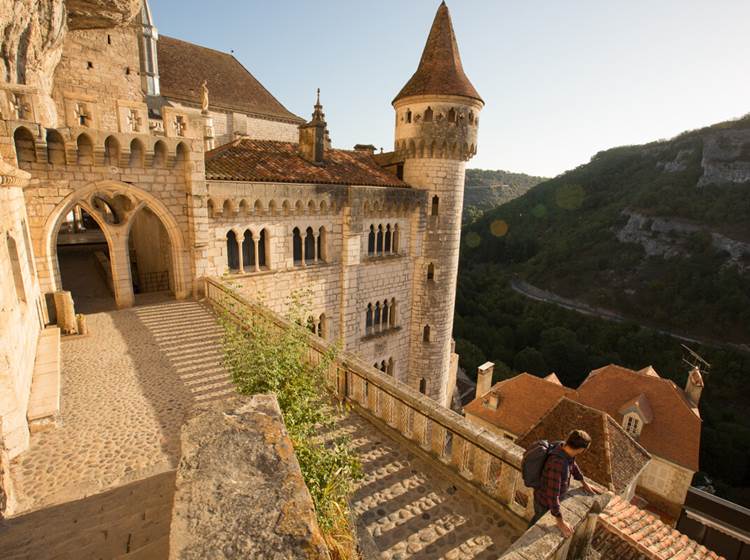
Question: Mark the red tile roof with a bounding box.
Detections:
[157,36,303,123]
[205,139,409,188]
[516,398,651,494]
[393,2,482,104]
[577,365,701,471]
[464,373,574,436]
[593,496,724,560]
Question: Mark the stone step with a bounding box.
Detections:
[26,327,61,432]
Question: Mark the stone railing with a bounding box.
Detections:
[204,278,608,559]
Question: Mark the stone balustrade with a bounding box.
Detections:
[204,277,609,559]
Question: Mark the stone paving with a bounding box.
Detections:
[9,298,233,513]
[331,414,521,559]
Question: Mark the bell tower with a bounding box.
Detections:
[395,2,483,406]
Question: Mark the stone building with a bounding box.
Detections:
[0,0,481,469]
[465,363,704,521]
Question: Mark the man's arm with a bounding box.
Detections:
[571,461,597,494]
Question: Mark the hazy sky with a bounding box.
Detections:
[150,0,750,177]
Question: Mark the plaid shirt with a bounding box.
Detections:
[533,444,584,518]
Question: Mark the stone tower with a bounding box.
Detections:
[394,2,483,406]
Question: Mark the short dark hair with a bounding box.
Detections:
[566,429,591,450]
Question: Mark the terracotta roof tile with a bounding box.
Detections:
[205,139,409,188]
[464,373,574,436]
[393,2,482,104]
[157,36,303,123]
[594,496,726,560]
[577,364,701,471]
[515,398,651,494]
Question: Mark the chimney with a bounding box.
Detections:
[476,361,494,400]
[353,144,376,155]
[685,366,704,406]
[298,88,327,164]
[487,393,499,410]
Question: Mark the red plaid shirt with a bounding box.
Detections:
[533,444,584,517]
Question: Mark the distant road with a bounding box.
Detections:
[510,277,750,354]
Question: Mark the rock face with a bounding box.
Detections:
[66,0,142,29]
[699,128,750,187]
[169,394,330,560]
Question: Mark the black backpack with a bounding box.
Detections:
[521,440,559,488]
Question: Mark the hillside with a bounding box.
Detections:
[455,115,750,507]
[462,169,546,225]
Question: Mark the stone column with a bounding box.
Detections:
[108,229,135,309]
[253,238,260,272]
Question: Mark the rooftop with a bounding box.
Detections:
[157,35,304,123]
[205,138,409,187]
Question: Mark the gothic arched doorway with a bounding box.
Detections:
[128,206,175,297]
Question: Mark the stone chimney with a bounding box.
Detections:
[685,366,704,406]
[354,144,376,155]
[476,361,494,400]
[298,89,327,164]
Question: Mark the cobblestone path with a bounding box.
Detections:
[10,298,233,513]
[331,414,521,559]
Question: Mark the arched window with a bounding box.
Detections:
[76,133,93,165]
[254,199,263,215]
[423,325,431,343]
[6,234,26,302]
[292,227,302,264]
[13,127,36,164]
[207,199,215,218]
[259,229,268,268]
[419,378,427,394]
[447,108,456,123]
[380,361,387,372]
[242,230,255,271]
[317,226,327,262]
[304,227,315,264]
[405,109,412,123]
[46,129,66,165]
[431,196,439,217]
[374,302,381,332]
[104,136,120,166]
[226,230,239,271]
[175,142,188,168]
[382,300,389,328]
[222,199,232,217]
[389,298,396,327]
[368,225,375,256]
[427,263,435,281]
[393,224,399,253]
[384,224,392,253]
[387,358,394,376]
[424,106,433,122]
[365,304,373,335]
[129,138,144,167]
[376,225,383,255]
[153,140,167,167]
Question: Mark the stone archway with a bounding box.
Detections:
[42,181,190,309]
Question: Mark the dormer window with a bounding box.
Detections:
[624,413,642,437]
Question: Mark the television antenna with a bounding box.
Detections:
[681,344,711,375]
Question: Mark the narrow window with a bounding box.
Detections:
[427,263,435,281]
[387,358,394,376]
[419,378,427,394]
[374,302,381,331]
[317,226,326,262]
[226,231,239,271]
[242,230,255,271]
[368,225,375,256]
[382,300,389,328]
[389,298,396,327]
[304,227,315,264]
[384,224,391,253]
[423,325,431,343]
[6,234,26,302]
[405,109,412,124]
[424,106,433,122]
[376,225,383,255]
[431,196,439,217]
[259,229,268,268]
[317,314,325,339]
[393,224,399,253]
[292,227,302,264]
[380,361,387,372]
[448,108,456,123]
[366,304,373,335]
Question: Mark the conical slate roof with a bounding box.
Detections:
[393,2,482,104]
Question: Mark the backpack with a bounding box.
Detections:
[521,440,557,489]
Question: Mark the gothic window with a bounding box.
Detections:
[447,108,456,123]
[153,140,167,168]
[46,129,66,165]
[366,304,373,335]
[129,139,144,167]
[376,225,383,255]
[384,225,392,253]
[304,227,315,264]
[317,226,327,262]
[14,127,36,164]
[393,224,399,253]
[368,225,375,256]
[226,230,239,271]
[259,229,268,268]
[374,302,381,332]
[423,325,431,343]
[292,227,302,264]
[6,234,26,303]
[242,230,255,271]
[419,378,427,395]
[76,133,94,165]
[382,300,389,327]
[104,136,120,166]
[389,298,396,327]
[431,196,439,217]
[380,361,387,373]
[424,106,433,122]
[427,263,435,281]
[405,109,412,124]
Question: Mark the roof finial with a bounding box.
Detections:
[311,88,325,123]
[316,87,321,106]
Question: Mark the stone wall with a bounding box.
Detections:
[637,455,694,520]
[169,394,330,559]
[0,470,175,559]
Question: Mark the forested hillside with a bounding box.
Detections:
[462,169,546,225]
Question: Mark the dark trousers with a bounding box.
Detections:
[530,499,549,525]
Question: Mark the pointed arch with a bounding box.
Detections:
[226,230,240,271]
[104,136,120,166]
